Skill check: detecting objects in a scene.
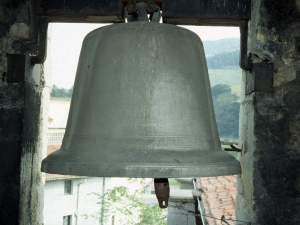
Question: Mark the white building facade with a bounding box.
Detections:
[44,98,112,225]
[44,176,111,225]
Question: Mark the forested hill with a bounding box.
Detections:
[202,38,241,141]
[206,49,239,69]
[203,38,240,69]
[202,38,240,57]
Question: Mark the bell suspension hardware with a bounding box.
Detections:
[125,0,161,22]
[154,178,170,208]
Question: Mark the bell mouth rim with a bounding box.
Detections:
[41,148,241,178]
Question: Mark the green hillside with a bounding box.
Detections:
[206,49,239,69]
[203,38,242,92]
[202,38,240,57]
[208,67,241,87]
[203,38,241,141]
[211,84,239,141]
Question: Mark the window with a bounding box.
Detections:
[63,215,72,225]
[64,180,72,194]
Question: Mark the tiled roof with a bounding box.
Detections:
[45,145,85,181]
[47,145,61,155]
[196,175,237,225]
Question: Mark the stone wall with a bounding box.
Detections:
[0,1,45,224]
[236,0,300,224]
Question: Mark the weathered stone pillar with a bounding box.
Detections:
[0,1,45,224]
[236,0,300,224]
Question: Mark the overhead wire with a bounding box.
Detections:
[168,178,262,225]
[168,203,260,225]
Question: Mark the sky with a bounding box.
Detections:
[47,23,240,89]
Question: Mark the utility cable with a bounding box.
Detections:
[168,203,260,225]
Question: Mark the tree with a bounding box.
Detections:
[206,49,239,69]
[84,179,167,225]
[51,84,73,98]
[211,84,240,141]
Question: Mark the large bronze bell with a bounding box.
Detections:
[42,21,241,178]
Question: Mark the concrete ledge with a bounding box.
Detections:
[169,189,195,203]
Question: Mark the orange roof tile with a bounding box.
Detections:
[197,175,237,225]
[47,145,61,155]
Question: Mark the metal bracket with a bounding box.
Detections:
[239,20,252,71]
[245,62,274,95]
[154,178,170,208]
[224,144,242,152]
[31,17,48,64]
